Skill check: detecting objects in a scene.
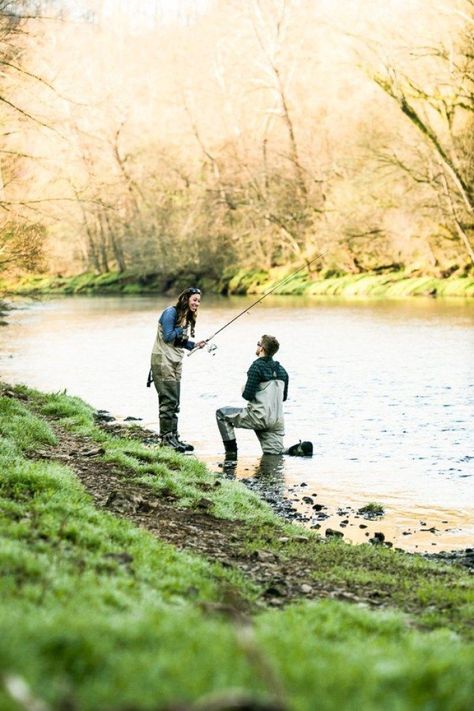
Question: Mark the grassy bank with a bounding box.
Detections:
[2,266,474,299]
[0,383,473,710]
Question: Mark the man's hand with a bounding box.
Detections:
[195,340,207,349]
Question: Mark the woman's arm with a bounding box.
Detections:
[160,307,202,350]
[159,307,185,344]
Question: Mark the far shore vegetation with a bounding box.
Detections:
[2,266,474,300]
[1,382,474,710]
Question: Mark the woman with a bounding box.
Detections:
[150,287,206,452]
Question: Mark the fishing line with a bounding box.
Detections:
[188,246,332,357]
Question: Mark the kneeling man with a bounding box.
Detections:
[216,334,312,458]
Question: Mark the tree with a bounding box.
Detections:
[0,1,51,276]
[371,0,474,267]
[0,220,45,271]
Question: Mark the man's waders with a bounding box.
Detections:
[216,379,286,455]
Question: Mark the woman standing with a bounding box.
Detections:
[150,287,206,452]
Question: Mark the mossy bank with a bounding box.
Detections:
[0,383,473,711]
[3,265,474,299]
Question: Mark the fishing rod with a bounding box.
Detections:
[188,245,331,356]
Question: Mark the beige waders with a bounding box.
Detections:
[151,322,187,436]
[216,379,285,455]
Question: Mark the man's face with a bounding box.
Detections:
[256,339,263,356]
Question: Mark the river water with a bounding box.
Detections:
[1,294,473,552]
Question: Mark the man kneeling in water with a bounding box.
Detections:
[216,334,313,459]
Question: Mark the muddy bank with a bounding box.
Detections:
[22,405,385,610]
[96,410,474,572]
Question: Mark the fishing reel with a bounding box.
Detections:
[188,341,218,357]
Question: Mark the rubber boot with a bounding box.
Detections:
[161,432,186,453]
[174,431,194,452]
[223,439,238,460]
[159,416,174,439]
[287,440,313,457]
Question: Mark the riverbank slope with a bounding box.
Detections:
[0,382,473,711]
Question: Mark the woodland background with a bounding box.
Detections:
[1,0,473,285]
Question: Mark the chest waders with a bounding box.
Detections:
[216,379,286,455]
[151,322,186,441]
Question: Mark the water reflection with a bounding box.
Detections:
[221,453,285,485]
[248,455,294,517]
[227,453,313,523]
[255,454,286,481]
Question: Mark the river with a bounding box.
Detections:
[1,294,473,553]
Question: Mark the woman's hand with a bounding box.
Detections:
[195,340,207,349]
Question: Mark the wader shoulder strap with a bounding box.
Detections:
[146,368,153,387]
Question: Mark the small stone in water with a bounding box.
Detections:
[325,528,344,539]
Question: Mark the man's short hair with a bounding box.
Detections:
[261,334,279,357]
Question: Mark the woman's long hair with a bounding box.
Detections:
[175,287,200,337]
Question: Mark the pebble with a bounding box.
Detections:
[369,532,385,545]
[325,528,344,539]
[196,498,213,510]
[268,598,284,607]
[94,410,115,422]
[252,549,277,562]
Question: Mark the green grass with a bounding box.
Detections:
[257,602,474,711]
[4,269,474,298]
[357,502,385,516]
[0,385,473,710]
[221,269,474,298]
